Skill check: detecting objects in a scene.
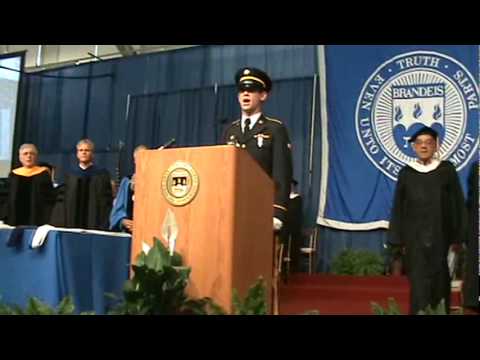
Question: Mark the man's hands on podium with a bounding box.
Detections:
[273,217,283,231]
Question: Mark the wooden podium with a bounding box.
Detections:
[132,145,274,313]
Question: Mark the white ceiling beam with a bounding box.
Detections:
[115,45,137,57]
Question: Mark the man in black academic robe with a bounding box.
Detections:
[63,139,112,230]
[4,144,54,226]
[389,127,466,314]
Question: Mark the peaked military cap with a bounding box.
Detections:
[235,67,272,92]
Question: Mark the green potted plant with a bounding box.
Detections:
[0,296,94,315]
[331,249,385,276]
[108,237,224,315]
[371,298,457,315]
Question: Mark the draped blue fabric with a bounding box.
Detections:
[0,228,131,314]
[17,45,316,183]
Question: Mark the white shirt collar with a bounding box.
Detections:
[407,158,441,173]
[79,163,93,170]
[241,112,262,132]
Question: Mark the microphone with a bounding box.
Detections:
[158,138,176,150]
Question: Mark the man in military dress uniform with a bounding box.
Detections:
[223,67,293,314]
[223,67,293,232]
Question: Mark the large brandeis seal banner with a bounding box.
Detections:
[317,45,479,230]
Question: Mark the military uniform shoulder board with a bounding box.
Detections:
[264,116,283,125]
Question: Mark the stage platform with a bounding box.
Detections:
[279,274,466,315]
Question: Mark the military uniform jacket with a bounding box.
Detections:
[223,114,293,222]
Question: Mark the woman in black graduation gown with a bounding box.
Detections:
[5,144,54,226]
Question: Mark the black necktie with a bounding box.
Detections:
[244,118,251,137]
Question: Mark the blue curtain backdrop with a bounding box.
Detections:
[16,45,316,180]
[12,45,478,273]
[14,45,326,268]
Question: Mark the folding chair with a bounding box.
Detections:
[300,227,318,274]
